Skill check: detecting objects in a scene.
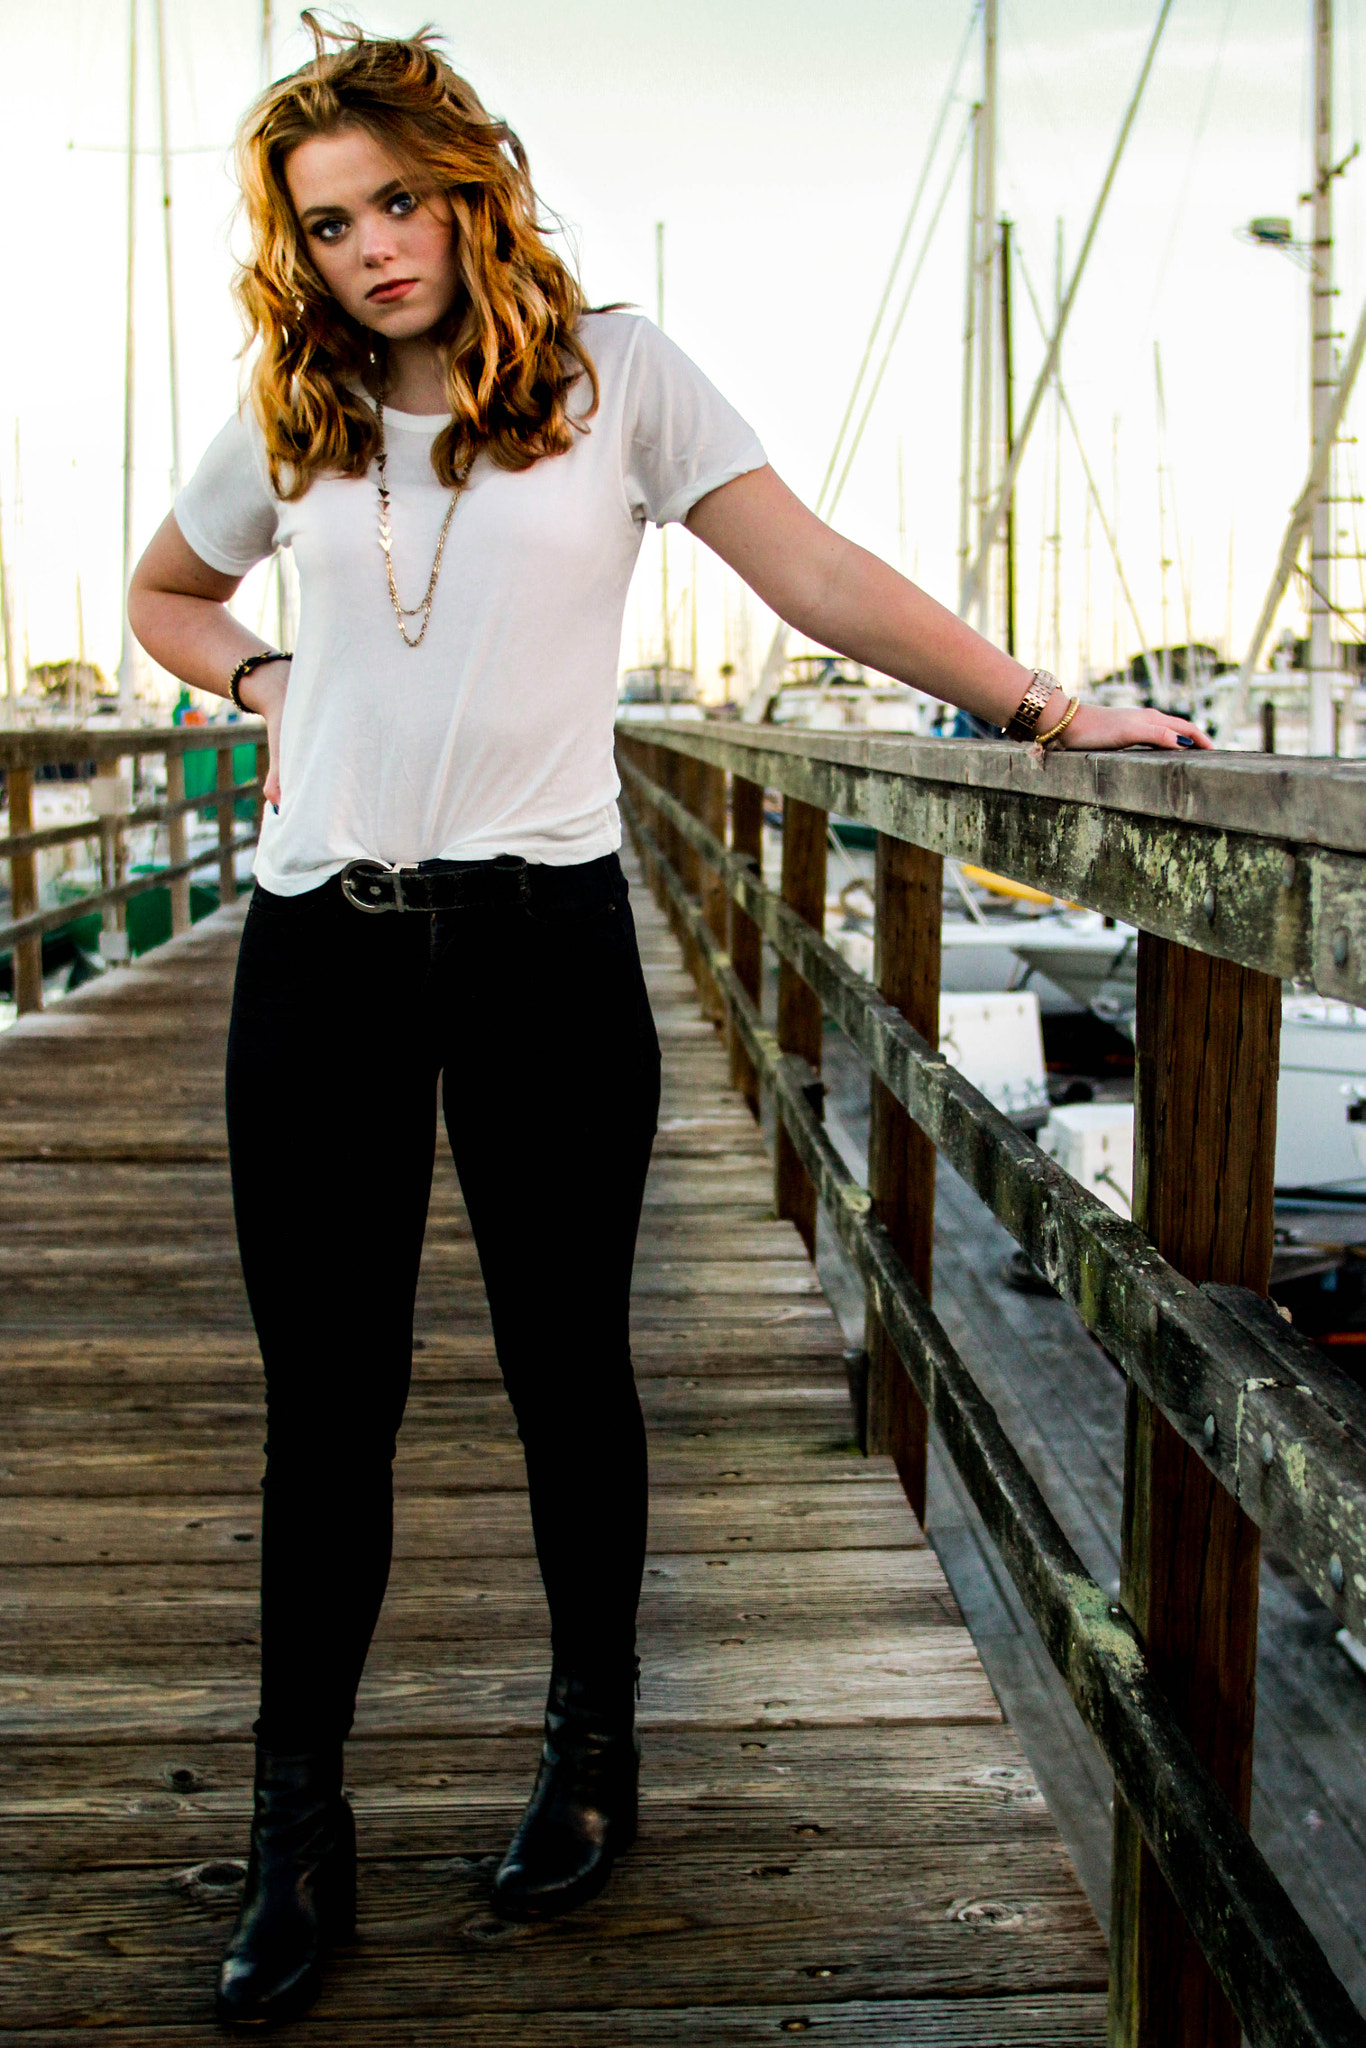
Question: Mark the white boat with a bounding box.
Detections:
[615,666,705,723]
[767,657,938,735]
[1009,911,1138,1012]
[1277,997,1366,1197]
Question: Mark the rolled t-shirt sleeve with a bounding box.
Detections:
[173,411,281,576]
[621,318,767,528]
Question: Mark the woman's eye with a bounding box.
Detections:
[312,219,347,244]
[388,191,418,217]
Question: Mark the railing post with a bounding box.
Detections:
[674,752,703,897]
[657,747,683,935]
[165,749,191,936]
[695,758,727,1026]
[698,761,727,947]
[865,835,941,1517]
[729,773,764,1115]
[775,794,826,1256]
[98,815,129,964]
[216,741,238,906]
[638,740,664,904]
[7,765,42,1015]
[1108,936,1279,2048]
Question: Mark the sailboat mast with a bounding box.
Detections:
[972,0,997,636]
[1000,215,1016,657]
[957,104,982,615]
[1155,341,1172,695]
[1309,0,1337,753]
[1051,219,1063,678]
[117,0,139,715]
[656,221,670,677]
[0,462,15,723]
[153,0,181,493]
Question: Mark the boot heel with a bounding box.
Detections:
[327,1797,358,1943]
[607,1768,638,1853]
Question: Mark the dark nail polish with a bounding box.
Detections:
[1176,735,1196,748]
[272,802,280,813]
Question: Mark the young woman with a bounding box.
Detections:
[129,19,1208,2031]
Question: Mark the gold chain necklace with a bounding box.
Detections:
[375,396,459,650]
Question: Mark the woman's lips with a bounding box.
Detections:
[367,278,418,304]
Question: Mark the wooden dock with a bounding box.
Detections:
[0,859,1107,2044]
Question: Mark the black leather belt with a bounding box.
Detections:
[338,854,531,914]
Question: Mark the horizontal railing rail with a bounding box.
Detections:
[618,722,1366,1006]
[2,721,267,1013]
[0,725,266,771]
[616,720,1366,2048]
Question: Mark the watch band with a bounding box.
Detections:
[1004,669,1058,743]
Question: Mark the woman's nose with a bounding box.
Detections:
[358,219,399,266]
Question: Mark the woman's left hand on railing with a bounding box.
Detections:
[236,659,290,808]
[1057,701,1210,750]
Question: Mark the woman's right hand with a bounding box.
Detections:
[239,658,291,809]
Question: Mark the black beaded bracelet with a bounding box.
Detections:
[228,649,292,714]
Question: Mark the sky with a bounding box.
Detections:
[0,0,1360,702]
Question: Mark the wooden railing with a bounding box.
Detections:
[616,722,1366,2048]
[1,721,267,1015]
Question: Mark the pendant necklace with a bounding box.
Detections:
[375,395,460,649]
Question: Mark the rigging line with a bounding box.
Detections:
[960,0,1176,618]
[815,0,982,515]
[1015,240,1160,693]
[1295,562,1366,640]
[826,110,975,521]
[1146,0,1239,319]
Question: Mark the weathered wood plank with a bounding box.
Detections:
[866,831,940,1517]
[775,794,827,1258]
[0,1998,1107,2044]
[1109,939,1276,2048]
[617,720,1366,1002]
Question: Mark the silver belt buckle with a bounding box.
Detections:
[339,859,413,913]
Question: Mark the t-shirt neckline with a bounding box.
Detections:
[379,402,447,433]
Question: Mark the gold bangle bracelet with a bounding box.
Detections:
[1035,695,1080,748]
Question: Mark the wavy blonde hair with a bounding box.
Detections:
[233,15,597,499]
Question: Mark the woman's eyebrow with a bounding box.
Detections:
[298,182,405,226]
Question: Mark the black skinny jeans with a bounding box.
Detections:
[225,853,661,1752]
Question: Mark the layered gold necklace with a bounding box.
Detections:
[375,395,460,649]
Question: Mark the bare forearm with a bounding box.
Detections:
[786,542,1032,726]
[127,587,272,702]
[688,469,1042,729]
[687,467,1209,751]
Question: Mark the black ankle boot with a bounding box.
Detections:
[491,1662,640,1921]
[215,1746,356,2029]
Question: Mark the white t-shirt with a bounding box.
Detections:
[174,311,766,894]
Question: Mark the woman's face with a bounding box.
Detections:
[284,125,460,341]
